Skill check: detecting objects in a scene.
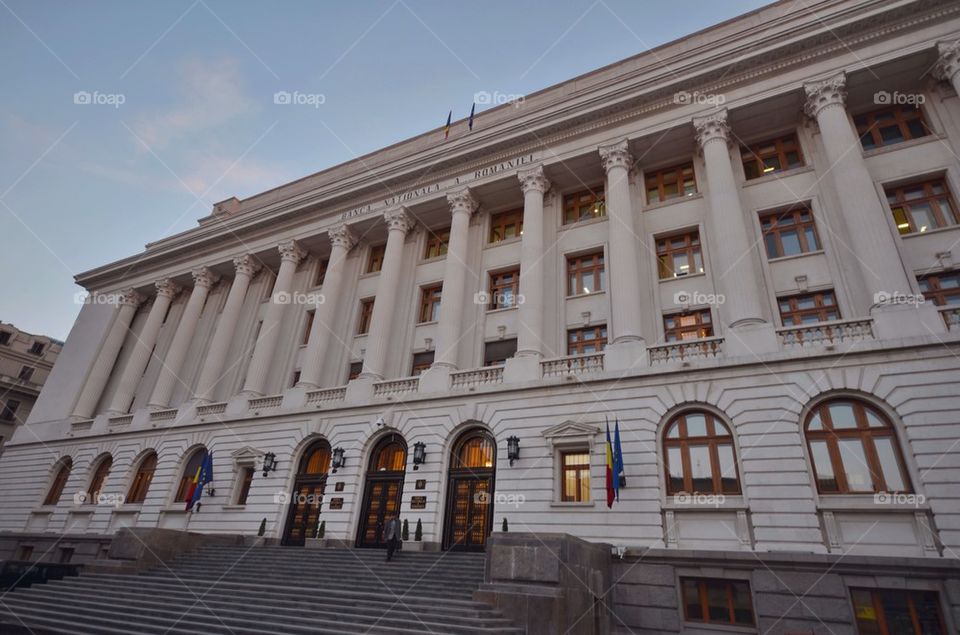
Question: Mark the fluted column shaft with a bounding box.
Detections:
[71,289,144,418]
[148,268,219,409]
[516,168,549,357]
[361,209,415,379]
[299,226,356,388]
[694,110,767,327]
[242,241,306,396]
[433,188,479,369]
[600,140,647,343]
[195,255,261,401]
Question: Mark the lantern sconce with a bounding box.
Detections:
[412,442,426,470]
[331,447,345,473]
[507,436,520,466]
[262,452,277,477]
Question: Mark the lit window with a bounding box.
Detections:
[886,179,959,235]
[646,163,697,204]
[563,187,605,225]
[126,453,157,504]
[560,451,591,502]
[567,252,605,296]
[663,309,713,342]
[740,133,804,179]
[424,227,450,259]
[656,231,703,279]
[850,588,945,635]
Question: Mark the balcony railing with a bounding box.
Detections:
[649,337,724,364]
[249,395,283,411]
[541,353,604,378]
[939,306,960,331]
[107,414,133,428]
[149,408,178,423]
[196,402,227,417]
[777,318,874,348]
[451,366,504,389]
[69,419,93,434]
[373,377,419,397]
[305,386,347,406]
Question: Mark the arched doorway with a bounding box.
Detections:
[356,434,407,548]
[283,440,330,546]
[443,428,496,551]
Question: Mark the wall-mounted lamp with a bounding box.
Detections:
[507,436,520,466]
[412,442,426,470]
[262,452,277,477]
[331,446,345,473]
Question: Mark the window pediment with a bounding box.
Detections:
[542,420,600,449]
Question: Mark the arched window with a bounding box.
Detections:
[85,455,112,504]
[452,430,496,469]
[805,399,911,494]
[126,452,157,504]
[43,458,72,505]
[663,411,740,495]
[174,448,207,503]
[299,441,331,475]
[371,439,406,473]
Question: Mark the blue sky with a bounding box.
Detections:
[0,0,768,340]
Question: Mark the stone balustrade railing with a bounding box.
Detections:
[777,318,874,348]
[305,386,347,406]
[108,414,133,427]
[451,366,504,389]
[540,353,605,378]
[149,408,178,422]
[249,395,283,411]
[649,337,724,364]
[373,377,419,397]
[196,402,227,416]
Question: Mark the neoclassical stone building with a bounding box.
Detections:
[3,0,960,632]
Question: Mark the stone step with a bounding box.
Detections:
[155,561,482,584]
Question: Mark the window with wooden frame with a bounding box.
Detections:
[488,268,520,310]
[918,271,960,306]
[174,449,207,503]
[567,251,605,296]
[805,399,911,494]
[760,206,821,258]
[563,187,605,225]
[357,299,375,335]
[664,411,740,495]
[314,259,328,287]
[301,310,314,345]
[126,452,157,504]
[855,104,931,150]
[560,451,591,502]
[419,285,443,323]
[0,331,10,345]
[645,163,697,204]
[489,208,523,243]
[424,227,450,259]
[656,230,703,279]
[681,578,755,627]
[367,244,386,273]
[740,133,804,179]
[411,351,434,376]
[484,339,517,366]
[348,361,363,381]
[28,341,45,355]
[777,290,840,326]
[1,399,20,422]
[85,456,112,503]
[43,458,72,506]
[235,467,255,505]
[850,588,946,635]
[663,309,713,342]
[567,325,607,355]
[886,179,959,235]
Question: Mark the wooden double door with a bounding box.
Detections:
[283,475,326,546]
[443,472,494,551]
[356,476,404,548]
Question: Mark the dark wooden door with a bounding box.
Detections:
[356,477,403,548]
[444,474,493,551]
[283,476,326,546]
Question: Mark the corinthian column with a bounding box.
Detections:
[106,279,181,414]
[514,167,550,359]
[148,267,219,409]
[933,41,960,96]
[71,289,144,419]
[242,240,307,396]
[195,255,261,402]
[299,225,356,388]
[360,208,415,380]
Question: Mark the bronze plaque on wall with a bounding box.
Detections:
[334,482,345,492]
[410,496,426,509]
[329,497,344,510]
[415,479,426,490]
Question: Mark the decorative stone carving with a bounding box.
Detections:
[232,254,262,277]
[278,239,307,264]
[518,165,550,194]
[446,187,479,217]
[328,224,356,251]
[191,267,220,289]
[383,207,416,233]
[933,41,960,84]
[803,73,847,119]
[599,139,633,173]
[118,288,145,307]
[693,109,731,148]
[154,279,182,300]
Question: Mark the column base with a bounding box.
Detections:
[345,377,376,404]
[723,321,778,357]
[419,365,452,393]
[281,386,307,409]
[503,355,540,383]
[871,300,945,340]
[603,339,648,373]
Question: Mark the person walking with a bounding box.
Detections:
[384,513,401,562]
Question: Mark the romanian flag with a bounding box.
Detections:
[185,452,214,512]
[605,422,615,508]
[444,110,452,139]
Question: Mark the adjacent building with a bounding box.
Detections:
[0,322,61,450]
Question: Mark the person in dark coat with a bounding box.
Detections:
[384,513,401,561]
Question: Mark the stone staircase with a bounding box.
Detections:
[0,545,523,634]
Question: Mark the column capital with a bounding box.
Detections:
[191,266,220,289]
[693,109,731,148]
[118,288,145,308]
[803,72,847,118]
[328,224,357,251]
[232,254,262,277]
[154,279,182,300]
[446,187,479,217]
[933,40,960,83]
[518,165,550,194]
[599,140,633,173]
[383,206,416,233]
[278,239,307,264]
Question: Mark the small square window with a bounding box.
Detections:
[411,351,434,376]
[28,341,44,355]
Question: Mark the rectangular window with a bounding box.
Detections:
[301,311,314,345]
[236,467,255,505]
[424,227,450,259]
[484,339,517,366]
[663,309,713,342]
[0,399,20,422]
[58,547,74,564]
[887,179,959,235]
[681,577,755,626]
[741,133,804,179]
[357,299,375,335]
[348,361,363,381]
[367,244,386,273]
[855,104,930,150]
[411,351,434,376]
[560,451,591,502]
[489,268,520,310]
[656,231,703,279]
[28,341,44,355]
[778,290,840,325]
[563,187,605,225]
[17,546,33,561]
[918,271,960,306]
[419,285,443,323]
[850,588,945,635]
[645,162,696,204]
[18,366,34,381]
[290,370,301,387]
[489,209,523,243]
[567,325,607,355]
[567,251,605,296]
[0,331,10,345]
[314,259,328,287]
[760,206,821,258]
